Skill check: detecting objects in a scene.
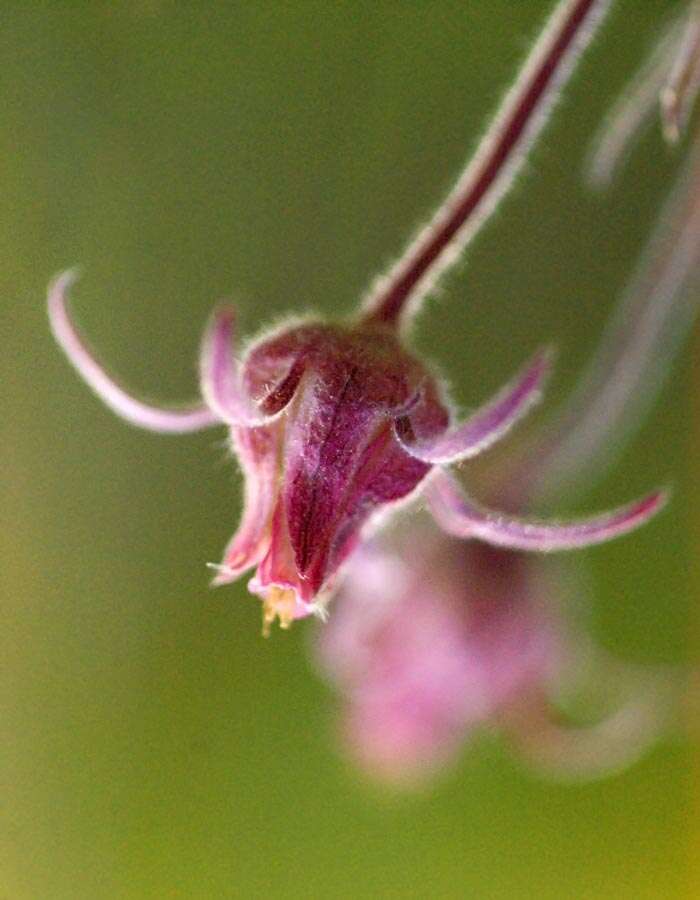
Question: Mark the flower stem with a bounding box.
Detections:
[361,0,610,332]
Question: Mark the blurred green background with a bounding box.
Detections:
[1,1,693,897]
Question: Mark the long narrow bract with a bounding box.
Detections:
[426,471,666,552]
[395,348,551,465]
[48,271,218,434]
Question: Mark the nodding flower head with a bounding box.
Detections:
[314,525,560,785]
[202,315,451,631]
[51,271,573,631]
[314,520,678,788]
[50,0,648,634]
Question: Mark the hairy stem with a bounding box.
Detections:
[361,0,611,331]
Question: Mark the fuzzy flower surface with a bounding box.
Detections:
[49,0,665,634]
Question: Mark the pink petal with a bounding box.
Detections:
[426,470,667,551]
[395,348,551,464]
[48,270,218,433]
[211,424,282,585]
[248,498,321,633]
[341,697,465,788]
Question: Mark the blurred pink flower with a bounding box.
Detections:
[315,523,675,787]
[49,1,658,635]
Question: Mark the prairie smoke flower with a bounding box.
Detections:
[315,522,675,786]
[49,0,662,635]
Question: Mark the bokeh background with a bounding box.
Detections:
[1,1,694,897]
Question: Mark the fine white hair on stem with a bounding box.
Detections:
[360,0,612,333]
[516,137,700,502]
[47,270,220,433]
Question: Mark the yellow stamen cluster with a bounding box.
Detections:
[262,587,297,637]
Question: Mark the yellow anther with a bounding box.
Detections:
[261,587,296,637]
